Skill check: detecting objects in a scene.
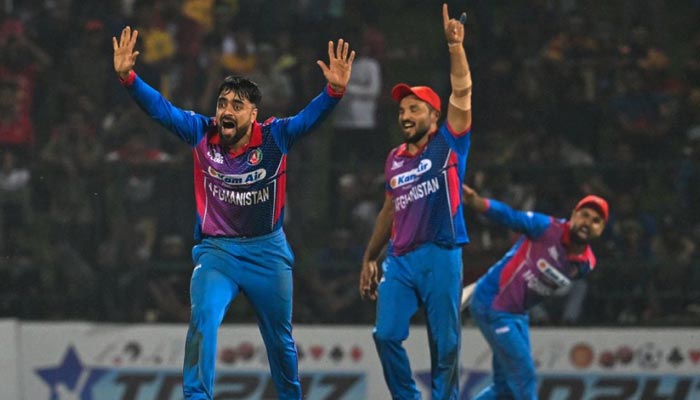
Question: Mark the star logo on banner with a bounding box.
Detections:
[36,346,109,400]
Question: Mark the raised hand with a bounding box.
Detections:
[442,3,465,46]
[316,39,356,93]
[112,26,140,79]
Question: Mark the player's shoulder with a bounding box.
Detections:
[542,217,567,233]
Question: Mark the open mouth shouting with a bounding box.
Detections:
[220,118,236,135]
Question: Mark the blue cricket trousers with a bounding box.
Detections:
[183,229,301,400]
[373,243,463,400]
[469,295,536,400]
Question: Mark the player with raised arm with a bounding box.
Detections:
[359,4,473,399]
[461,183,608,399]
[113,26,354,400]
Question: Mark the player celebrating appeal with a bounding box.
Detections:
[113,26,354,400]
[461,183,608,399]
[359,4,473,399]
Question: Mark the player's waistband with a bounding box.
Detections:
[201,227,285,244]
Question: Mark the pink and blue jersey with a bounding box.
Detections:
[385,123,471,255]
[473,199,597,314]
[122,74,342,239]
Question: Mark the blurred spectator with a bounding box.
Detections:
[0,148,31,257]
[220,25,257,75]
[0,18,51,147]
[248,43,294,119]
[39,110,102,258]
[61,19,114,111]
[643,214,696,322]
[610,67,672,160]
[132,2,178,99]
[296,228,371,323]
[331,30,383,167]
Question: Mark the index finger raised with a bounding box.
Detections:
[442,3,450,28]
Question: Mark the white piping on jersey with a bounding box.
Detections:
[442,171,456,239]
[274,154,285,176]
[442,148,456,239]
[269,155,285,230]
[270,179,277,231]
[500,241,532,291]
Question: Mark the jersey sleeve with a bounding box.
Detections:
[440,121,471,155]
[483,199,551,239]
[124,74,211,147]
[270,85,343,153]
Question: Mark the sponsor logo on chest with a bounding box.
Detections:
[389,159,432,189]
[208,166,267,186]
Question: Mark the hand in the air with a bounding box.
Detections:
[443,3,466,46]
[112,26,140,79]
[317,39,356,93]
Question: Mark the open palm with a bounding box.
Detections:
[316,39,356,92]
[112,26,140,78]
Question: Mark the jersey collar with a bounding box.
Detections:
[395,129,438,157]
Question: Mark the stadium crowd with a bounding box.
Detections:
[1,0,700,327]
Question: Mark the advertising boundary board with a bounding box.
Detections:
[7,321,700,399]
[0,319,19,400]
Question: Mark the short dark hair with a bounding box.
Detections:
[217,75,262,105]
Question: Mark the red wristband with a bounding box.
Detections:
[118,70,136,86]
[326,84,345,98]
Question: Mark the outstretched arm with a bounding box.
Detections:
[462,184,551,238]
[271,39,356,150]
[442,4,472,133]
[360,193,394,301]
[112,26,208,146]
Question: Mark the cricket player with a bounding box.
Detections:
[113,26,355,399]
[359,4,473,399]
[461,183,608,400]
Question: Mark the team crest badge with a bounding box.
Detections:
[248,148,263,165]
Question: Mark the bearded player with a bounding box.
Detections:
[113,26,355,399]
[360,4,473,399]
[461,183,608,399]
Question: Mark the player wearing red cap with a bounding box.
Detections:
[460,184,608,399]
[359,4,473,399]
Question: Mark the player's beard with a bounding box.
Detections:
[402,122,431,144]
[219,121,251,148]
[569,224,592,245]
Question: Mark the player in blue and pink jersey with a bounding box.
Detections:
[359,5,473,399]
[113,27,355,400]
[461,184,608,400]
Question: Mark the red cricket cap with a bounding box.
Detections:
[575,195,609,221]
[391,83,441,111]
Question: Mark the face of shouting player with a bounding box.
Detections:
[398,95,439,145]
[569,206,606,244]
[216,90,258,148]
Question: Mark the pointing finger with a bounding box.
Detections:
[442,3,450,29]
